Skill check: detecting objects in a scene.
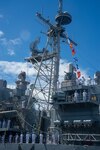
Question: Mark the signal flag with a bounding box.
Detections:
[77,71,81,78]
[72,49,76,56]
[70,43,73,49]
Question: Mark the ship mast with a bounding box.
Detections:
[26,0,73,110]
[36,0,72,91]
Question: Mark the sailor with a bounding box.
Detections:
[20,132,23,143]
[39,133,43,144]
[1,134,5,143]
[52,133,56,144]
[2,119,6,128]
[87,76,92,85]
[15,133,19,143]
[32,132,36,144]
[26,132,30,143]
[74,90,79,102]
[9,134,12,143]
[55,130,59,144]
[46,134,50,144]
[7,119,11,128]
[94,73,97,85]
[83,90,87,101]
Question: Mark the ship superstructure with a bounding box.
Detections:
[0,0,100,150]
[0,72,40,142]
[52,63,100,146]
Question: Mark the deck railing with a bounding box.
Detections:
[61,133,100,143]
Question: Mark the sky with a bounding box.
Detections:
[0,0,100,86]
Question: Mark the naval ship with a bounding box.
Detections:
[0,0,100,149]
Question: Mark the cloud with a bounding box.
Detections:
[0,30,4,37]
[0,37,22,56]
[8,49,15,56]
[0,61,35,76]
[0,59,89,84]
[0,37,21,46]
[0,29,22,56]
[0,29,30,56]
[9,38,21,45]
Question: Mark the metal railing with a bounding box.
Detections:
[60,94,100,104]
[61,133,100,143]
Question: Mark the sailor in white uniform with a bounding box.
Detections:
[9,134,12,143]
[20,133,23,143]
[26,132,30,143]
[83,90,87,101]
[32,132,36,144]
[74,90,79,102]
[15,133,19,143]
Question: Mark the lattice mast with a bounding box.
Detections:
[26,0,73,109]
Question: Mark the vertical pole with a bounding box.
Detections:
[58,0,63,13]
[53,33,60,93]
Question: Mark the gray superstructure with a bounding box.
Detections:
[52,64,100,146]
[0,0,100,150]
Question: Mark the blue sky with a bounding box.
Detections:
[0,0,100,85]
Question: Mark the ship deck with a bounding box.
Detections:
[0,143,99,150]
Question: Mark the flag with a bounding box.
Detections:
[72,49,76,56]
[73,57,78,62]
[73,66,77,72]
[76,64,79,69]
[77,71,81,78]
[70,43,73,49]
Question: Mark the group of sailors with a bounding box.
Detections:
[76,75,100,86]
[0,119,11,129]
[0,118,59,144]
[74,90,87,102]
[0,132,59,144]
[67,90,88,102]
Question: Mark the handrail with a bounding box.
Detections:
[61,133,100,142]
